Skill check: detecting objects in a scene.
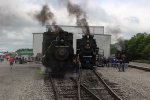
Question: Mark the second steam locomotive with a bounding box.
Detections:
[76,35,99,69]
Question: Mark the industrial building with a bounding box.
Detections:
[33,26,111,58]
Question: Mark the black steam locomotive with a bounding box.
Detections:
[115,50,126,60]
[42,29,74,78]
[76,35,99,69]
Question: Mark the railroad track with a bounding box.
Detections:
[50,76,79,100]
[44,76,55,100]
[80,69,122,100]
[45,75,94,100]
[129,65,150,72]
[44,69,122,100]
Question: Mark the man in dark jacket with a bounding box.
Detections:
[123,56,129,71]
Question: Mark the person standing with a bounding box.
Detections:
[108,58,112,67]
[15,57,18,64]
[118,58,123,72]
[116,59,119,68]
[73,56,77,73]
[9,57,15,69]
[102,57,107,67]
[124,56,129,71]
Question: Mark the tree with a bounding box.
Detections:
[142,43,150,59]
[125,33,150,60]
[16,48,33,56]
[110,44,117,54]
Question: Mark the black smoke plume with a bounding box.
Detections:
[35,4,54,26]
[52,21,63,32]
[33,4,63,32]
[66,0,90,34]
[106,25,125,51]
[116,37,125,51]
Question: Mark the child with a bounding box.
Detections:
[9,57,15,69]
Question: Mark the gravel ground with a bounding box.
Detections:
[0,62,51,100]
[97,67,150,100]
[129,62,150,68]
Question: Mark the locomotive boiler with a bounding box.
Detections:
[42,29,74,78]
[76,35,99,69]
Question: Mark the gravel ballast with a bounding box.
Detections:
[0,62,52,100]
[97,67,150,100]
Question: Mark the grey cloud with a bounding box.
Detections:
[125,16,139,24]
[0,0,44,51]
[106,25,121,34]
[87,8,117,23]
[0,9,36,28]
[82,0,118,24]
[105,25,123,43]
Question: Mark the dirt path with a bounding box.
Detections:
[0,62,48,100]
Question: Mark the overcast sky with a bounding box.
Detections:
[0,0,150,52]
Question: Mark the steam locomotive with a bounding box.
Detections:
[76,35,99,69]
[42,29,74,78]
[115,50,126,60]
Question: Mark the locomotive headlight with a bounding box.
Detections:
[87,35,89,38]
[60,39,64,43]
[85,43,90,49]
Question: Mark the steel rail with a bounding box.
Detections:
[70,77,81,100]
[80,84,102,100]
[129,65,150,72]
[94,70,122,100]
[71,77,102,100]
[49,76,60,100]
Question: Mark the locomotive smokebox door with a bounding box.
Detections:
[54,46,69,61]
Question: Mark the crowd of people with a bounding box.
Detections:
[102,56,129,72]
[7,57,33,69]
[6,54,129,72]
[8,57,30,64]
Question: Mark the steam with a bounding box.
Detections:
[116,37,125,51]
[64,0,90,34]
[32,4,63,32]
[32,1,90,34]
[106,25,125,51]
[114,37,125,51]
[51,21,63,32]
[106,25,121,41]
[34,4,54,26]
